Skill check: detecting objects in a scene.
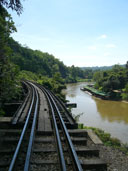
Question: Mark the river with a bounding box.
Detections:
[63,82,128,144]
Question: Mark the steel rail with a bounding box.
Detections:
[41,86,67,171]
[34,82,76,125]
[8,85,35,171]
[24,86,39,171]
[35,83,82,171]
[11,81,31,124]
[43,87,83,171]
[48,90,77,124]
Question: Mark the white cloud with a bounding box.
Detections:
[105,44,116,48]
[98,34,107,39]
[88,45,97,50]
[104,52,111,56]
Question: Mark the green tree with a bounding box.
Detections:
[0,5,20,115]
[93,71,101,82]
[121,83,128,100]
[53,72,64,84]
[70,65,77,82]
[0,0,23,14]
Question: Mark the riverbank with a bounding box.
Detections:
[122,100,128,103]
[81,85,110,100]
[78,124,128,171]
[77,79,93,82]
[64,82,128,144]
[79,125,128,153]
[64,82,128,170]
[81,86,128,103]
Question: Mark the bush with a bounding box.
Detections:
[0,109,5,117]
[82,126,128,154]
[121,93,128,100]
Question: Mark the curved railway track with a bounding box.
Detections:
[0,81,107,171]
[9,82,39,170]
[11,81,31,125]
[36,84,82,171]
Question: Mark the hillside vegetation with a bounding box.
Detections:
[0,4,91,115]
[8,38,88,83]
[81,64,125,71]
[93,64,128,100]
[0,2,128,116]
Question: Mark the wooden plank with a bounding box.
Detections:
[0,117,12,122]
[31,160,58,164]
[30,83,52,132]
[37,90,52,132]
[66,103,77,108]
[87,129,103,144]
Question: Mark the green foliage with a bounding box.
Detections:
[78,123,84,129]
[0,0,23,15]
[18,70,39,81]
[0,108,5,116]
[125,83,128,92]
[17,70,66,99]
[93,71,102,82]
[8,38,89,83]
[83,126,128,154]
[53,72,65,84]
[35,73,66,101]
[77,78,92,82]
[121,83,128,100]
[81,65,125,71]
[9,39,65,78]
[0,7,27,115]
[1,64,21,101]
[0,6,21,114]
[1,1,86,116]
[93,63,128,100]
[121,93,128,101]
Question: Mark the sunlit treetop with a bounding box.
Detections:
[0,0,23,15]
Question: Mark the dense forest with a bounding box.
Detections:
[8,38,88,82]
[0,3,21,115]
[93,63,128,100]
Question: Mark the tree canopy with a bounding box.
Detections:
[8,38,89,82]
[0,0,23,14]
[93,63,128,100]
[0,5,20,115]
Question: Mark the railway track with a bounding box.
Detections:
[0,82,39,170]
[0,82,107,171]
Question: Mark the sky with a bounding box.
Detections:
[9,0,128,67]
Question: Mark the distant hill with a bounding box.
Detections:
[81,64,125,71]
[8,38,68,78]
[8,38,86,81]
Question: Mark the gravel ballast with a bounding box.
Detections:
[88,137,128,171]
[99,145,128,171]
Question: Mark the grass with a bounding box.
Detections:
[77,79,93,82]
[78,124,128,155]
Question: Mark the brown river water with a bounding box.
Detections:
[63,82,128,144]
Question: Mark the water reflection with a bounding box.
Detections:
[94,98,128,124]
[64,82,128,143]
